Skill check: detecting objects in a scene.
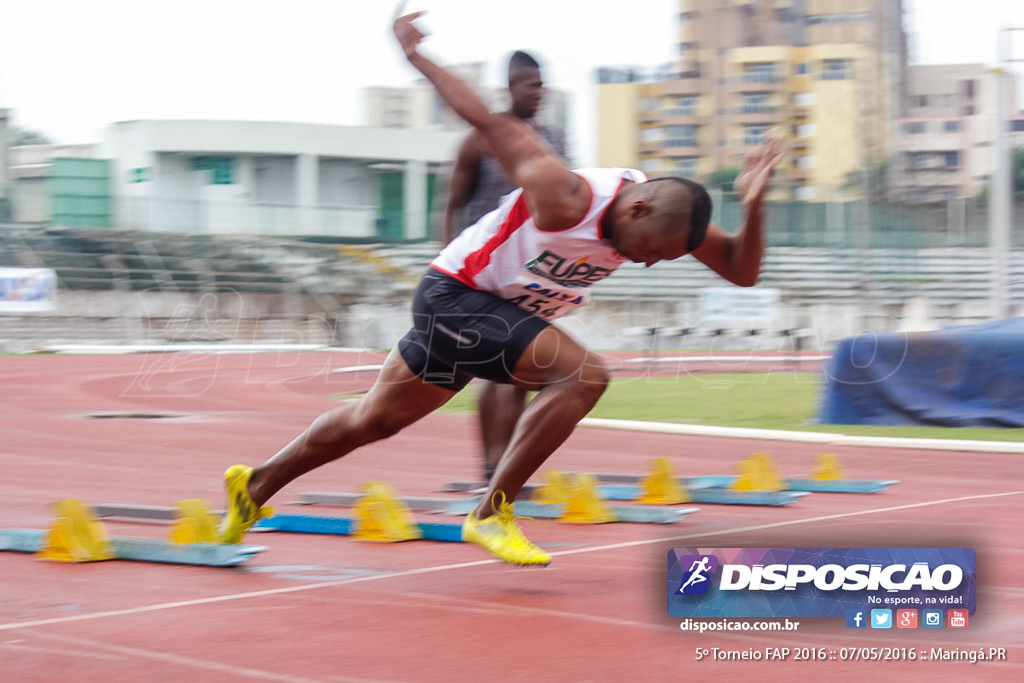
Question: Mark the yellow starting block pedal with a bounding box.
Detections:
[638,457,691,504]
[169,499,219,545]
[731,452,785,492]
[352,482,423,542]
[530,469,571,505]
[561,474,617,524]
[811,453,845,481]
[38,499,115,562]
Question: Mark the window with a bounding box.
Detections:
[679,42,694,56]
[795,123,817,138]
[795,62,810,76]
[822,59,851,80]
[794,92,816,107]
[192,156,234,184]
[903,121,926,134]
[944,152,959,167]
[639,157,660,173]
[944,120,961,133]
[1012,120,1024,132]
[664,125,698,147]
[913,95,928,107]
[742,62,778,83]
[795,155,816,169]
[638,97,658,113]
[743,123,771,146]
[740,92,773,114]
[671,157,699,176]
[667,95,698,116]
[640,127,665,143]
[795,185,817,201]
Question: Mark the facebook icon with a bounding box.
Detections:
[846,609,867,629]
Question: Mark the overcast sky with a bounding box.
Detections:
[1,0,1023,165]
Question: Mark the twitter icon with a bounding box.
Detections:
[870,609,892,629]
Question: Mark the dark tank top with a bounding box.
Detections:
[461,125,566,229]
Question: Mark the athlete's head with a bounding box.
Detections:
[605,177,712,267]
[508,50,544,120]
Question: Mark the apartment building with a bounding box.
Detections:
[599,0,907,201]
[894,65,1018,202]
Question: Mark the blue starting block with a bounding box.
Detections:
[597,484,808,507]
[0,528,265,567]
[299,492,697,524]
[686,475,898,494]
[439,479,806,507]
[254,513,464,542]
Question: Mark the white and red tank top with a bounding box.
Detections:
[431,167,646,320]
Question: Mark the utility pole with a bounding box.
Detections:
[990,27,1023,320]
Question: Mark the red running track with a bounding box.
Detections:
[0,351,1021,682]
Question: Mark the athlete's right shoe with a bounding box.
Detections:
[218,465,273,544]
[461,492,551,566]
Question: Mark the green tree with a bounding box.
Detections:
[844,161,889,200]
[1013,147,1024,197]
[705,166,742,191]
[12,126,53,146]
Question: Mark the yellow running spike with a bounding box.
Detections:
[353,482,423,542]
[561,474,616,524]
[638,457,691,504]
[38,499,115,562]
[169,499,220,545]
[812,453,846,481]
[731,452,784,492]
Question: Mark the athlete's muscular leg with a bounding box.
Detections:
[248,348,455,506]
[477,381,528,480]
[473,326,609,519]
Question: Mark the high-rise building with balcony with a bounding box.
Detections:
[894,64,1017,202]
[598,0,907,201]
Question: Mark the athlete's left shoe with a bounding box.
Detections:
[461,492,550,566]
[218,465,273,544]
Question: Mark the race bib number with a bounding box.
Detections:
[500,273,590,321]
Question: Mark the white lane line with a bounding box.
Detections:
[549,490,1024,556]
[579,417,1024,453]
[0,490,1018,633]
[20,630,392,683]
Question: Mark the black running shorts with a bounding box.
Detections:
[397,268,550,391]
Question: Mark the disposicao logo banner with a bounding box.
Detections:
[667,548,976,618]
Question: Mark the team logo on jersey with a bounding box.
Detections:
[525,251,615,287]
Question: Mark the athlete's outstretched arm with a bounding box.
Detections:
[691,138,782,287]
[393,9,589,230]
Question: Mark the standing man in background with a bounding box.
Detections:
[440,50,567,485]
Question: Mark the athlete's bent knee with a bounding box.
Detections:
[575,364,610,406]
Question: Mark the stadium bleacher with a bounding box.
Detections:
[3,224,1023,351]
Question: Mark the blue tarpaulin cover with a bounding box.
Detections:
[819,319,1024,427]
